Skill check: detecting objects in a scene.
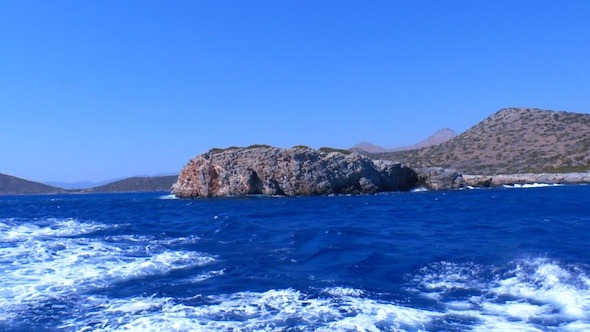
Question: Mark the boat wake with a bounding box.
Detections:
[1,218,588,331]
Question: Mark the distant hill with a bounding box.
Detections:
[351,128,456,153]
[373,107,590,174]
[84,175,178,193]
[350,142,388,153]
[0,173,178,195]
[0,173,64,195]
[43,179,118,190]
[389,128,457,152]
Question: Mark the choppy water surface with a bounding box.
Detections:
[1,186,589,331]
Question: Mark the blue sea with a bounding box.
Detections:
[1,184,589,331]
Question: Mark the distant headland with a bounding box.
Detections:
[370,107,590,175]
[2,107,589,196]
[0,173,177,195]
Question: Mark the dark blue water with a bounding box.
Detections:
[1,185,589,331]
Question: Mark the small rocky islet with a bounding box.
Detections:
[171,146,418,198]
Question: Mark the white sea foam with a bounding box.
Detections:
[1,239,213,302]
[64,288,440,331]
[503,183,563,189]
[181,269,226,284]
[158,194,178,200]
[0,218,216,325]
[11,253,588,331]
[410,258,590,331]
[3,218,588,331]
[323,286,365,297]
[464,185,485,190]
[411,186,429,192]
[0,218,107,241]
[104,234,200,247]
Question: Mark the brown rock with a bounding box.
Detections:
[172,146,418,198]
[415,167,466,190]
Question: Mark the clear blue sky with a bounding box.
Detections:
[1,1,589,183]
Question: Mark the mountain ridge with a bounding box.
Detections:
[0,174,178,195]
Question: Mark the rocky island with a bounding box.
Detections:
[172,146,418,198]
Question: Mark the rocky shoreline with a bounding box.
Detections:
[413,168,590,190]
[462,172,590,187]
[171,146,590,198]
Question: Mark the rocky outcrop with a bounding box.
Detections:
[414,170,590,190]
[172,146,418,198]
[415,167,466,190]
[463,172,590,187]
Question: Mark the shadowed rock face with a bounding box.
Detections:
[415,167,466,190]
[172,146,418,198]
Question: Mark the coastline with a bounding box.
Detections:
[461,172,590,188]
[2,168,590,196]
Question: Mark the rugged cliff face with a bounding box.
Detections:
[172,146,418,198]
